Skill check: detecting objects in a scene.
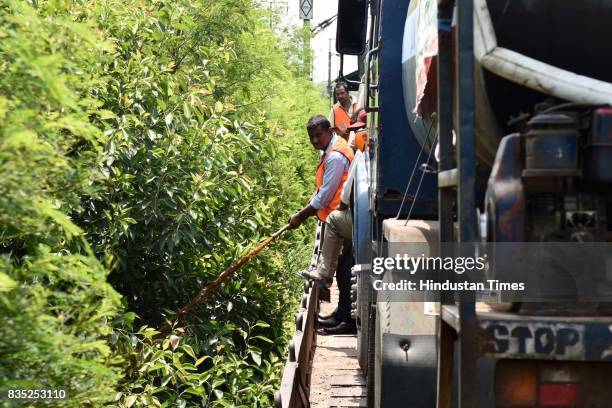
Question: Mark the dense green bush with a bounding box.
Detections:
[78,0,319,324]
[1,0,326,406]
[0,0,122,405]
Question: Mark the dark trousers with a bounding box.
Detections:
[336,239,355,322]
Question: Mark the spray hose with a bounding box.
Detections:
[160,224,290,333]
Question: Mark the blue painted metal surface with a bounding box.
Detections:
[353,151,371,265]
[485,134,525,243]
[372,0,437,218]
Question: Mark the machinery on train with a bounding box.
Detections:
[339,0,612,406]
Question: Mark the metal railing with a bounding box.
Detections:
[274,223,324,408]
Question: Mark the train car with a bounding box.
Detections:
[344,0,612,406]
[276,0,612,406]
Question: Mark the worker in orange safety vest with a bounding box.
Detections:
[328,82,357,141]
[288,115,354,228]
[288,115,356,334]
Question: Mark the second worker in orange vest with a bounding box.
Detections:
[288,115,354,230]
[328,82,357,141]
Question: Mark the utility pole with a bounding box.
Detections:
[304,19,311,80]
[328,37,333,107]
[299,0,313,80]
[269,1,272,29]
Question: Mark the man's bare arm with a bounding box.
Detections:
[287,204,318,230]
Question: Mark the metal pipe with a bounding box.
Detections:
[436,5,456,406]
[338,54,362,86]
[365,46,380,112]
[457,0,477,407]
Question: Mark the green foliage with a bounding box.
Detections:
[0,252,122,406]
[75,0,304,324]
[0,0,326,406]
[0,0,122,405]
[278,24,315,79]
[109,321,282,407]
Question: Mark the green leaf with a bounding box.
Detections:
[125,395,137,407]
[214,101,223,113]
[213,389,224,400]
[250,351,262,366]
[33,200,82,238]
[183,386,205,397]
[0,273,17,292]
[182,344,196,359]
[253,335,274,344]
[194,355,210,367]
[99,110,116,119]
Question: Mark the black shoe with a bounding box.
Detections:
[300,270,333,287]
[319,320,357,335]
[317,315,341,328]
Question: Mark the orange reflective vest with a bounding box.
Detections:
[315,137,355,221]
[354,129,369,152]
[333,102,357,137]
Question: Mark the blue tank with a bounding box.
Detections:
[369,0,438,220]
